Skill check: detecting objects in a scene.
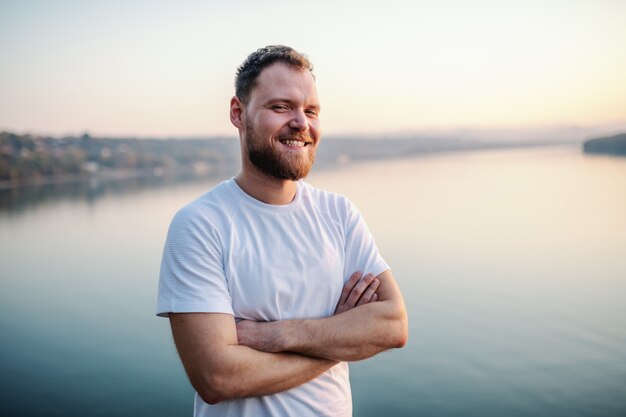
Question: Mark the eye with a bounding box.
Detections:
[305,109,319,118]
[272,104,289,112]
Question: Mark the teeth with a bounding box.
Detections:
[281,140,305,147]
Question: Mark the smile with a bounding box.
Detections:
[279,139,308,147]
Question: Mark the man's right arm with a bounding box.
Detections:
[168,272,379,404]
[169,312,336,405]
[162,209,330,403]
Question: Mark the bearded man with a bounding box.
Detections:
[157,45,407,417]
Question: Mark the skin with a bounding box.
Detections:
[170,273,381,405]
[335,271,380,315]
[236,270,406,361]
[169,62,408,404]
[230,62,321,205]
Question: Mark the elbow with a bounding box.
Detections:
[194,373,237,405]
[378,299,408,349]
[198,390,223,406]
[389,325,408,349]
[393,326,408,349]
[196,379,226,405]
[390,310,408,349]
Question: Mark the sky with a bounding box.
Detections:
[1,0,625,138]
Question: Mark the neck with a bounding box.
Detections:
[235,165,298,205]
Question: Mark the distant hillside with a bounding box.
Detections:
[0,132,239,184]
[583,133,626,156]
[0,130,580,187]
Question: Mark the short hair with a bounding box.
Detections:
[235,45,314,103]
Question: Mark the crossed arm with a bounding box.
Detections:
[169,270,408,404]
[236,270,407,361]
[170,312,336,404]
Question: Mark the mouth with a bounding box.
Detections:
[279,139,308,147]
[278,137,313,148]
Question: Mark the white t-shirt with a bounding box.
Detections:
[157,178,389,417]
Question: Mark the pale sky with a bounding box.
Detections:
[1,0,625,137]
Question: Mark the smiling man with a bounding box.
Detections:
[157,45,407,417]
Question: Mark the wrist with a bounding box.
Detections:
[277,319,298,352]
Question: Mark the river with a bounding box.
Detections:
[1,145,625,416]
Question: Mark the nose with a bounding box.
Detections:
[289,109,308,132]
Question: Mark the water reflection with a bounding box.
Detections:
[1,146,625,417]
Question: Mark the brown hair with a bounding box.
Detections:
[235,45,313,103]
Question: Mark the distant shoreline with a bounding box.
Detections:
[0,141,581,190]
[582,133,626,156]
[0,164,239,190]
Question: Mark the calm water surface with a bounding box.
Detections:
[1,146,625,416]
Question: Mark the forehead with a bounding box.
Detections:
[250,63,318,104]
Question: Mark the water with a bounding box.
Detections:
[1,146,625,416]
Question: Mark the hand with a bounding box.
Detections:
[236,320,282,353]
[334,272,380,315]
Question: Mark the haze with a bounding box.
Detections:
[1,0,625,138]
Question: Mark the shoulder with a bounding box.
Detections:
[170,178,240,234]
[299,181,357,221]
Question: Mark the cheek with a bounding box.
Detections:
[310,122,321,139]
[265,116,291,134]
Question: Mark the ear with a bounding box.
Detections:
[230,96,244,129]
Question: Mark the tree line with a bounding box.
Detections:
[0,132,238,182]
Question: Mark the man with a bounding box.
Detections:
[157,45,407,416]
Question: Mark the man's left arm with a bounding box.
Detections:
[236,269,407,362]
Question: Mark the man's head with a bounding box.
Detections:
[231,46,321,182]
[235,45,314,104]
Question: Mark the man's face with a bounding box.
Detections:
[241,63,321,181]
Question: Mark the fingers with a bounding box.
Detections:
[346,273,377,306]
[356,276,380,306]
[338,271,362,306]
[335,272,381,314]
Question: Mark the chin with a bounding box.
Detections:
[248,140,311,178]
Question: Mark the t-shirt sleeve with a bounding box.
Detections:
[156,206,233,317]
[342,199,390,282]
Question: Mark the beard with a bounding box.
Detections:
[245,121,316,181]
